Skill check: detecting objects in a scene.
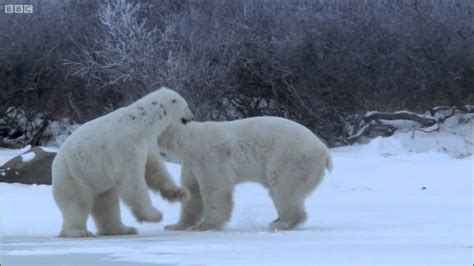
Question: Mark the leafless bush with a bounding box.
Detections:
[65,0,166,104]
[0,0,472,147]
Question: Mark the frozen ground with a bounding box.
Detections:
[0,136,472,265]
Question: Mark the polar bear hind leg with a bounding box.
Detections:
[268,184,307,231]
[53,171,94,238]
[92,187,137,236]
[269,158,327,230]
[266,163,312,230]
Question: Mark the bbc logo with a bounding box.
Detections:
[4,5,33,13]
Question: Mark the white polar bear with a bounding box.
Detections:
[158,116,333,231]
[52,87,193,238]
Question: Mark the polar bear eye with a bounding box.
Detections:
[171,99,177,104]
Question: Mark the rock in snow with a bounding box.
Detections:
[0,146,56,185]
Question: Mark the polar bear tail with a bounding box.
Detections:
[325,154,334,173]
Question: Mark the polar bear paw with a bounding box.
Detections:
[133,207,163,223]
[269,219,298,231]
[186,222,220,231]
[98,225,138,236]
[164,223,191,231]
[59,229,95,238]
[160,187,188,202]
[120,226,138,235]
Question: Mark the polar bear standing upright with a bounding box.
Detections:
[52,87,193,238]
[158,117,333,231]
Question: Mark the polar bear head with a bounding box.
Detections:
[134,87,193,126]
[157,88,194,125]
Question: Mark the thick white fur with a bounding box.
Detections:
[52,88,193,238]
[158,116,333,231]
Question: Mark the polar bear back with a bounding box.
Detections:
[186,116,327,155]
[159,116,331,184]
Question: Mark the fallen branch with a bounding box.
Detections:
[411,124,440,139]
[347,123,370,142]
[28,120,50,146]
[363,111,436,127]
[346,107,460,143]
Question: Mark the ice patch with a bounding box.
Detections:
[21,152,36,162]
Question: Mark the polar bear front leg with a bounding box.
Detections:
[145,145,187,202]
[187,179,233,231]
[165,163,203,231]
[117,164,163,223]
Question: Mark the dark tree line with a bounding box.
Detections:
[0,0,472,147]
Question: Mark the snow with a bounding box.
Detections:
[39,146,59,153]
[359,111,473,158]
[0,145,31,165]
[20,152,36,162]
[1,140,472,265]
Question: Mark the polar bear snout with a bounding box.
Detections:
[181,107,194,124]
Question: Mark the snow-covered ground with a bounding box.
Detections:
[1,135,472,265]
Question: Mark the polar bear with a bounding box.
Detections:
[52,87,193,238]
[158,116,333,231]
